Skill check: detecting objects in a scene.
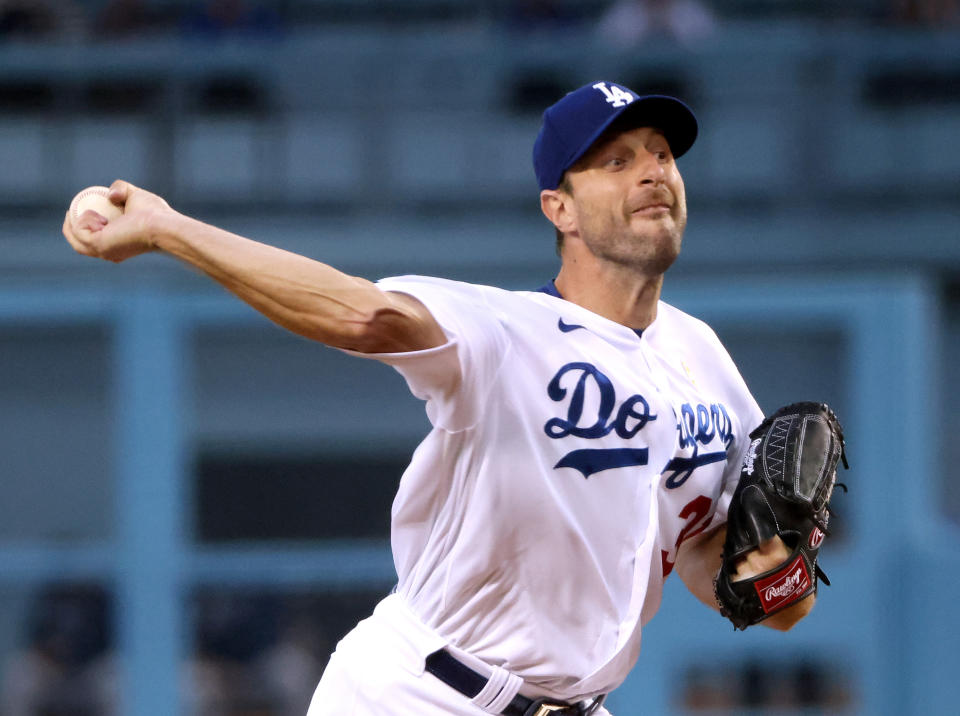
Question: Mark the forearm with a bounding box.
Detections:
[152,211,392,348]
[64,181,446,353]
[676,525,725,610]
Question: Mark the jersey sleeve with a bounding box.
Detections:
[340,276,511,432]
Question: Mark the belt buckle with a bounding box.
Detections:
[527,700,571,716]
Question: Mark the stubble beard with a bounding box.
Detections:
[582,210,686,277]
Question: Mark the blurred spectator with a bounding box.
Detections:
[0,0,84,39]
[0,0,55,37]
[94,0,160,38]
[890,0,960,26]
[0,583,117,716]
[188,591,325,716]
[506,0,583,31]
[181,0,282,39]
[596,0,716,47]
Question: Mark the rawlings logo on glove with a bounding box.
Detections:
[714,402,848,630]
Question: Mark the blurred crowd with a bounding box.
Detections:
[0,583,330,716]
[0,581,858,714]
[0,585,115,716]
[890,0,960,23]
[0,0,283,41]
[0,0,957,44]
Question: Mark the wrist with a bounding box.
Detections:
[148,208,190,253]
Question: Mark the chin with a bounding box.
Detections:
[643,249,680,276]
[638,229,683,274]
[584,222,684,273]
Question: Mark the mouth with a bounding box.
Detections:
[631,203,672,216]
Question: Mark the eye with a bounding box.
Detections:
[653,147,672,162]
[604,156,627,170]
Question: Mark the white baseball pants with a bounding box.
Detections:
[305,594,613,716]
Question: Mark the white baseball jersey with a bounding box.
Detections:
[345,275,763,702]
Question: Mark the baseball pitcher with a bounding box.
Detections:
[63,81,846,715]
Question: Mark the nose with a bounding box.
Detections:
[636,149,666,185]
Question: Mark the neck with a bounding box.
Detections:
[554,260,664,330]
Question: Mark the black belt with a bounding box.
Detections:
[424,649,604,716]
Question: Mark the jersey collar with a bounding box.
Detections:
[535,279,643,339]
[536,279,563,299]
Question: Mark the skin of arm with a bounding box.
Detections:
[675,527,815,631]
[62,181,447,354]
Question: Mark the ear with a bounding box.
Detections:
[540,189,577,236]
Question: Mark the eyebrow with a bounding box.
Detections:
[576,128,670,169]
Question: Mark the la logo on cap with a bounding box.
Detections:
[592,82,637,108]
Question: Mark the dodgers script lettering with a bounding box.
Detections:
[545,363,656,440]
[544,362,656,478]
[663,402,734,488]
[543,363,735,484]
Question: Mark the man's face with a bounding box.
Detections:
[563,126,687,275]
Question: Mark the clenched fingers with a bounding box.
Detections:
[62,210,105,258]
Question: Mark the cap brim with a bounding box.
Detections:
[564,95,698,174]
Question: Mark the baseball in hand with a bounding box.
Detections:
[69,186,124,230]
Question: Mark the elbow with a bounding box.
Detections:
[334,311,385,351]
[277,304,384,351]
[348,296,446,353]
[294,288,445,353]
[328,305,435,354]
[301,310,388,352]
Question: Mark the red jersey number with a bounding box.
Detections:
[661,495,714,577]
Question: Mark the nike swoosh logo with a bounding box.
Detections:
[558,318,585,333]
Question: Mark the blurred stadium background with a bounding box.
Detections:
[0,0,958,714]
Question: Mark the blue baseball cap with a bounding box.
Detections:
[533,81,698,191]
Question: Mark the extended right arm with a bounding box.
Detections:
[63,181,446,354]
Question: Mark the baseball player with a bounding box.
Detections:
[63,81,826,715]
